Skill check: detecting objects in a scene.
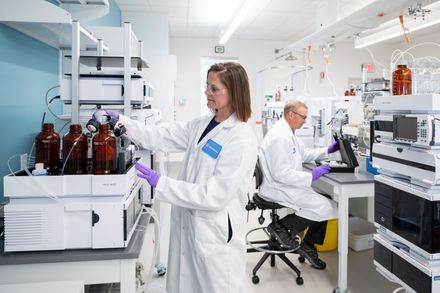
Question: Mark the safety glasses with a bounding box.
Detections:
[206,83,227,96]
[291,111,307,120]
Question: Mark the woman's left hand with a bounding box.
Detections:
[135,162,161,187]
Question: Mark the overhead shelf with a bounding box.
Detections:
[258,64,312,74]
[59,0,109,5]
[0,0,109,51]
[288,0,436,52]
[59,0,110,23]
[85,26,143,58]
[64,55,150,70]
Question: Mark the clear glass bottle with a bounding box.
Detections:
[35,123,60,175]
[63,124,88,174]
[92,124,117,175]
[392,64,412,95]
[275,87,281,101]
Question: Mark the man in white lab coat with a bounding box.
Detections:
[259,99,339,270]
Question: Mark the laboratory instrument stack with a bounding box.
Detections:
[309,96,350,148]
[262,100,285,135]
[372,94,440,293]
[3,23,159,252]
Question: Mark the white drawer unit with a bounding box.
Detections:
[374,94,440,113]
[4,160,142,198]
[374,234,440,293]
[4,180,143,252]
[372,142,440,187]
[60,74,153,105]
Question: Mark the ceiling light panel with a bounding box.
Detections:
[242,12,291,31]
[241,0,272,25]
[189,0,241,25]
[236,29,275,40]
[355,1,440,48]
[265,0,316,13]
[228,0,272,35]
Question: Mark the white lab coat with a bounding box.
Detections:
[119,113,258,293]
[258,117,337,221]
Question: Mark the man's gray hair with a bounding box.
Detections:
[284,99,308,114]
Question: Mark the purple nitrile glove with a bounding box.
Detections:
[327,140,339,154]
[311,165,331,181]
[92,109,119,121]
[135,162,161,187]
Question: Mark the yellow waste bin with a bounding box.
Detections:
[305,219,338,252]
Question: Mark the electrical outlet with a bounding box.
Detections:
[20,153,28,170]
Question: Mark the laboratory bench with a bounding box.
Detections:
[303,162,375,293]
[0,213,154,293]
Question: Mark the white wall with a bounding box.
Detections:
[170,37,288,123]
[122,11,175,123]
[121,12,169,57]
[170,37,395,123]
[375,30,440,63]
[305,41,392,97]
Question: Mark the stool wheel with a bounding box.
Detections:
[155,264,167,276]
[298,256,305,263]
[258,216,265,225]
[296,276,304,285]
[252,275,260,284]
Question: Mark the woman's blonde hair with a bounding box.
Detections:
[208,62,252,122]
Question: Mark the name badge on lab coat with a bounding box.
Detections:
[202,139,222,159]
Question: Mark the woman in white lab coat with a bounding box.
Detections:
[112,62,258,293]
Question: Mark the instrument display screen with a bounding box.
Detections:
[394,116,417,142]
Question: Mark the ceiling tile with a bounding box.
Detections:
[149,4,171,12]
[244,12,292,30]
[168,6,187,18]
[266,0,319,13]
[235,29,273,39]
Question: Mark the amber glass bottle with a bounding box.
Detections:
[92,124,117,175]
[392,64,412,95]
[35,123,60,175]
[63,124,88,174]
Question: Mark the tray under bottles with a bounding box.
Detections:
[4,160,141,198]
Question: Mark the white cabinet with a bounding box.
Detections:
[0,0,108,51]
[0,0,110,123]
